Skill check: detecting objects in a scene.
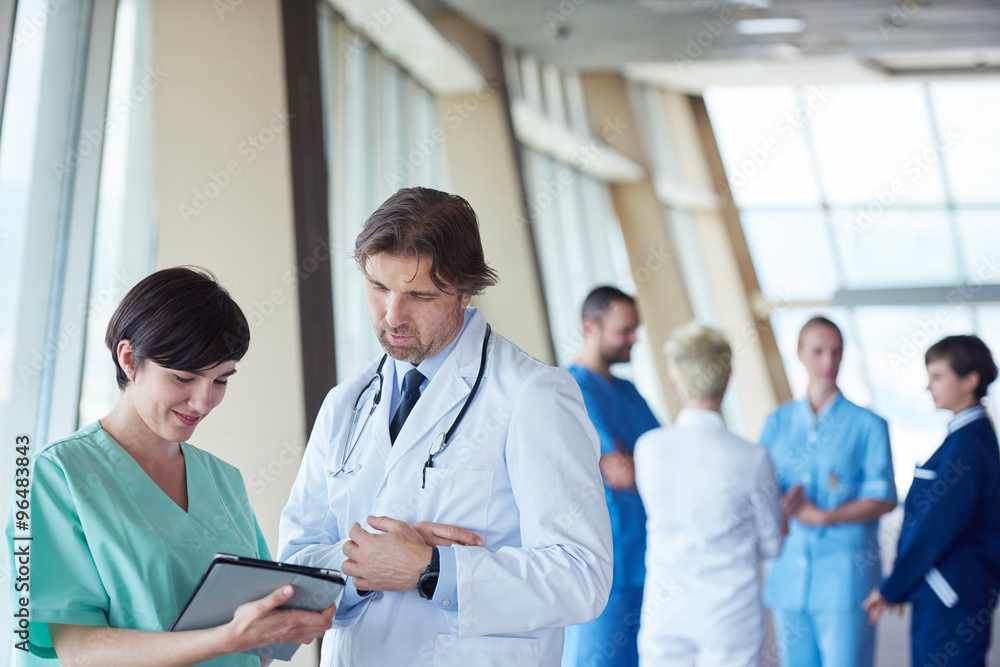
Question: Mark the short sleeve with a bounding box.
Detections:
[26,455,111,656]
[572,377,617,456]
[859,418,896,504]
[589,410,618,456]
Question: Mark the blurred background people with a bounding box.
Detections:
[760,316,896,667]
[563,286,660,667]
[634,321,783,667]
[865,335,1000,667]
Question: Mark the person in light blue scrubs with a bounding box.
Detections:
[6,267,334,666]
[563,287,659,667]
[760,316,896,667]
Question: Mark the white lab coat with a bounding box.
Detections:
[279,309,613,667]
[633,409,783,667]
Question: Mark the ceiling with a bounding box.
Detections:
[430,0,1000,89]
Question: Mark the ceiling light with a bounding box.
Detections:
[637,0,772,11]
[734,18,806,35]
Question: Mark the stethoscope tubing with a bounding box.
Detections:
[329,325,491,483]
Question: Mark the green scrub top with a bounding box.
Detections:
[7,422,270,666]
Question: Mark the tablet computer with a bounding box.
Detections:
[171,553,345,661]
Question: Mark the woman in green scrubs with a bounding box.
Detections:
[10,267,335,666]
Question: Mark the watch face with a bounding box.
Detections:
[418,572,439,600]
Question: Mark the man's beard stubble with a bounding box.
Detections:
[375,299,464,365]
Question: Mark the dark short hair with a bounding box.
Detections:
[581,286,635,325]
[925,335,998,401]
[105,267,250,390]
[353,187,498,296]
[798,315,843,349]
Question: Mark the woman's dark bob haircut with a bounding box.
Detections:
[105,267,250,390]
[354,187,499,296]
[925,334,998,401]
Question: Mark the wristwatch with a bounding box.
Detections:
[417,547,440,600]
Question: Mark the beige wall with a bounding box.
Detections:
[150,1,314,663]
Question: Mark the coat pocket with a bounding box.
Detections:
[432,634,539,667]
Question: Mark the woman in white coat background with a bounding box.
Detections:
[634,322,784,667]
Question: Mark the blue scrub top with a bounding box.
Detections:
[569,365,659,590]
[760,394,896,611]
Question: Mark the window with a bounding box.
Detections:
[317,5,447,380]
[78,0,157,425]
[0,0,153,658]
[510,55,667,421]
[705,81,1000,493]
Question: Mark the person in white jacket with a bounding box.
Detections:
[634,322,783,667]
[278,187,613,667]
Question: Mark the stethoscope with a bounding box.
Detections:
[328,325,492,489]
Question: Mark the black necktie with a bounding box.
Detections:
[390,369,425,443]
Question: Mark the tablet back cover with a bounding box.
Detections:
[171,561,344,661]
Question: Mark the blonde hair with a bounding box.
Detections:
[664,321,732,401]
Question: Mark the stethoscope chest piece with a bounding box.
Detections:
[429,433,447,457]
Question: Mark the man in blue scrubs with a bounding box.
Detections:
[760,316,896,667]
[563,286,659,667]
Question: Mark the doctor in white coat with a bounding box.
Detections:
[279,187,613,667]
[634,322,783,667]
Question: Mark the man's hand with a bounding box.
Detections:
[413,521,484,548]
[599,450,636,490]
[342,516,435,592]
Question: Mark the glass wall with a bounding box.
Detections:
[508,54,667,420]
[0,0,154,659]
[629,82,760,437]
[78,0,157,425]
[317,4,447,380]
[705,81,1000,494]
